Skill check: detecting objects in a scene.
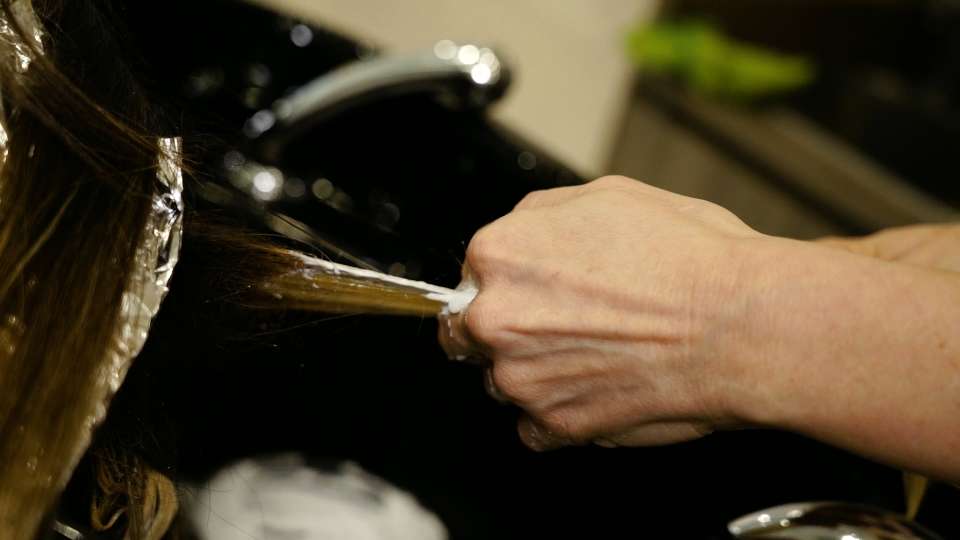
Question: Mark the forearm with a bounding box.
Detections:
[818,223,960,272]
[729,238,960,482]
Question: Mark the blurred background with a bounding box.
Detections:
[255,0,960,239]
[251,0,657,177]
[117,1,960,539]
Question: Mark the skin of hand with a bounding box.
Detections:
[441,175,768,450]
[440,176,960,484]
[816,223,960,495]
[817,223,960,273]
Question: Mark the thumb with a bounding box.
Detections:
[594,422,714,448]
[517,415,578,452]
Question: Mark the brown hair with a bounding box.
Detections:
[0,2,441,538]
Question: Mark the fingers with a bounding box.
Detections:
[437,309,479,362]
[517,414,714,452]
[447,174,730,454]
[484,367,510,403]
[517,414,578,452]
[593,422,714,448]
[516,401,651,452]
[437,264,485,363]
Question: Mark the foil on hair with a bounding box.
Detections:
[69,137,185,472]
[0,4,184,534]
[0,0,43,72]
[0,0,43,169]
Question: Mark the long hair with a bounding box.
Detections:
[0,1,172,536]
[0,2,444,538]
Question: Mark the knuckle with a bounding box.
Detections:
[463,292,501,347]
[465,226,494,268]
[517,415,548,450]
[696,198,727,214]
[514,190,546,211]
[538,409,586,440]
[491,362,534,403]
[684,196,724,215]
[465,222,507,273]
[673,195,741,222]
[590,175,634,190]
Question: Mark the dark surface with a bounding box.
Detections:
[81,1,949,538]
[664,0,960,208]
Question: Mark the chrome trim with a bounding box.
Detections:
[247,41,509,157]
[51,520,84,540]
[729,501,943,539]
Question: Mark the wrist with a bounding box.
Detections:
[710,235,960,480]
[712,235,925,432]
[703,235,822,431]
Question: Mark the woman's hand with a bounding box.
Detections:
[440,176,960,483]
[440,176,766,450]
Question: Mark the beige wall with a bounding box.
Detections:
[251,0,659,176]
